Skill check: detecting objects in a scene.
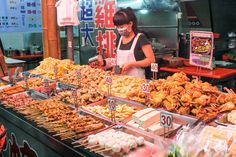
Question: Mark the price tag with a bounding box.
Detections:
[110,58,116,66]
[22,71,30,79]
[142,83,150,93]
[108,99,116,111]
[43,79,49,88]
[106,76,112,85]
[54,65,58,74]
[75,70,81,79]
[160,112,173,128]
[72,89,77,97]
[151,63,158,72]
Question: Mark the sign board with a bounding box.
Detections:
[79,0,117,58]
[105,76,112,85]
[190,31,214,69]
[160,112,173,128]
[0,0,42,32]
[142,83,150,93]
[151,63,158,72]
[108,99,116,111]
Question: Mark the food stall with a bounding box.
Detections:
[0,57,235,157]
[0,0,236,157]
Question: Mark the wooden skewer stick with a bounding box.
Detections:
[95,148,112,153]
[85,144,100,149]
[91,147,105,152]
[73,143,89,148]
[72,138,88,144]
[61,134,77,140]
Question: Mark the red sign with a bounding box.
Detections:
[142,83,150,93]
[72,89,77,97]
[190,31,214,69]
[95,0,117,58]
[151,63,158,72]
[160,112,173,128]
[75,70,81,79]
[105,76,112,85]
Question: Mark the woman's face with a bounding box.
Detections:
[116,22,133,37]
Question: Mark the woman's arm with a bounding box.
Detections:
[89,54,115,69]
[122,44,155,73]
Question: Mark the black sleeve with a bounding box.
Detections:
[137,34,151,47]
[134,34,152,61]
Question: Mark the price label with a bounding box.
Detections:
[22,71,30,79]
[160,112,173,128]
[106,76,112,85]
[72,89,77,97]
[108,99,116,111]
[110,58,116,66]
[75,70,81,79]
[151,63,158,72]
[142,83,150,93]
[54,65,58,74]
[43,79,49,88]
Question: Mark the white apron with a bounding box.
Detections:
[116,33,145,78]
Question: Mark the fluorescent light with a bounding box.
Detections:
[139,9,149,14]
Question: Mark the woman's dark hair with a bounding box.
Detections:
[113,7,138,34]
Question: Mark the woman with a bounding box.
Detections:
[96,7,155,79]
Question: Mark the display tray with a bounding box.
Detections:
[0,103,102,157]
[0,84,25,95]
[81,97,146,122]
[0,91,34,109]
[123,109,189,138]
[73,124,158,157]
[14,99,114,142]
[215,112,236,127]
[16,77,56,90]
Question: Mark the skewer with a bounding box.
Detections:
[72,139,87,144]
[95,148,112,153]
[91,147,105,152]
[73,144,88,148]
[61,134,77,140]
[84,144,100,149]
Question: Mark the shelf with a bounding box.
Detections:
[214,47,236,53]
[215,36,236,40]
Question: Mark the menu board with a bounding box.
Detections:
[0,0,42,32]
[190,31,214,69]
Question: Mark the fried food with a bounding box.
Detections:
[82,104,138,120]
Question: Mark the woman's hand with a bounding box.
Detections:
[89,55,104,67]
[121,62,134,74]
[97,55,104,66]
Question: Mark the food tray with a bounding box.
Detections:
[123,109,189,137]
[73,124,159,157]
[0,91,35,109]
[16,77,56,90]
[215,113,236,127]
[0,84,25,95]
[156,109,197,124]
[81,97,146,122]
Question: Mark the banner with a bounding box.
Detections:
[79,0,117,58]
[0,0,42,32]
[190,31,214,69]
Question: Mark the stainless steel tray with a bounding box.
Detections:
[73,124,161,157]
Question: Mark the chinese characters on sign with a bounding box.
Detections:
[0,0,42,32]
[80,0,117,58]
[190,31,214,69]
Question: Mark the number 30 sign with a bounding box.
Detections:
[160,112,173,128]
